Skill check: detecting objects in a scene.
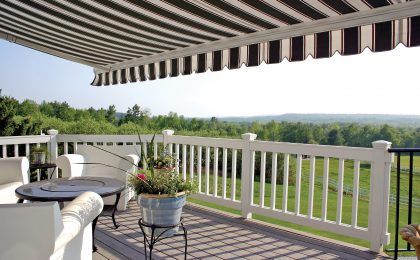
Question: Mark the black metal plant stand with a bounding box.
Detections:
[138,218,187,260]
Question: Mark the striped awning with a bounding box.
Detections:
[1,1,420,86]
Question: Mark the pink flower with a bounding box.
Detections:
[137,173,147,181]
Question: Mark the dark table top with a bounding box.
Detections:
[15,177,125,202]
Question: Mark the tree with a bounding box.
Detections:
[327,128,344,145]
[0,96,18,136]
[106,105,117,124]
[17,99,39,116]
[123,104,151,124]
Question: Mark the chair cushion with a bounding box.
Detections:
[0,182,23,204]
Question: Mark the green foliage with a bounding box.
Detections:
[0,96,41,136]
[2,97,420,148]
[0,96,18,136]
[129,169,197,196]
[129,135,197,196]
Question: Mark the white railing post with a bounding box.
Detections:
[240,133,257,219]
[162,129,174,151]
[47,129,59,179]
[368,140,393,253]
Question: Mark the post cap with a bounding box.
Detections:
[47,129,59,135]
[162,129,174,136]
[372,140,392,150]
[241,133,257,141]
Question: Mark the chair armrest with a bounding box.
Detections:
[0,157,29,184]
[54,192,103,251]
[56,154,85,178]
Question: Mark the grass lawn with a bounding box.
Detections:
[187,155,420,257]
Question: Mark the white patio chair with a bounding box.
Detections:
[0,157,29,204]
[0,191,103,260]
[56,145,140,211]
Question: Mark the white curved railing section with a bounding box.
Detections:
[0,130,393,253]
[162,131,393,253]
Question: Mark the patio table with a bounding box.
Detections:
[15,176,125,252]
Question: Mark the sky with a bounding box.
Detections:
[1,40,420,117]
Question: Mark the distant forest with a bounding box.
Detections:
[1,96,419,148]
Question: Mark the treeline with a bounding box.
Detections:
[1,96,419,148]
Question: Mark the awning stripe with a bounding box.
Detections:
[50,1,191,48]
[278,0,328,20]
[410,16,420,46]
[0,20,124,63]
[20,1,175,52]
[93,15,420,86]
[0,3,156,56]
[112,1,233,41]
[0,14,134,61]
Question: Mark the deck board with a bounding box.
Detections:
[94,201,389,259]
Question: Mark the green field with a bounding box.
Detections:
[187,155,420,257]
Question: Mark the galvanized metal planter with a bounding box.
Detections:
[137,192,186,237]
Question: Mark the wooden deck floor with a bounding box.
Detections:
[93,201,389,259]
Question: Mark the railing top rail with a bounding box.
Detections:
[388,148,420,153]
[0,135,52,145]
[251,140,375,161]
[167,135,244,149]
[56,134,163,143]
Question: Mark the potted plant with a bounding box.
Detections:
[82,133,196,237]
[31,146,49,164]
[129,153,196,237]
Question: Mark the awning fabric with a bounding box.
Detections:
[0,1,419,86]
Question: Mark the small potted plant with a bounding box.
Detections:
[31,146,49,164]
[129,152,196,237]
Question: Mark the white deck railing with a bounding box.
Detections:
[0,129,393,253]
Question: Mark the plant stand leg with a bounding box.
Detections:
[181,222,187,260]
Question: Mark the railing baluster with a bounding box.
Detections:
[270,152,277,210]
[25,143,30,158]
[351,160,360,227]
[213,147,219,197]
[36,143,41,181]
[282,154,289,212]
[190,145,195,180]
[175,144,180,175]
[408,152,414,251]
[197,146,202,193]
[64,142,68,154]
[73,142,78,154]
[336,158,345,225]
[250,150,255,206]
[14,144,19,157]
[182,144,187,180]
[321,157,330,221]
[308,156,316,219]
[260,151,266,207]
[168,143,173,156]
[231,149,237,201]
[295,154,302,215]
[394,152,401,259]
[222,148,227,199]
[205,146,210,195]
[2,145,7,158]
